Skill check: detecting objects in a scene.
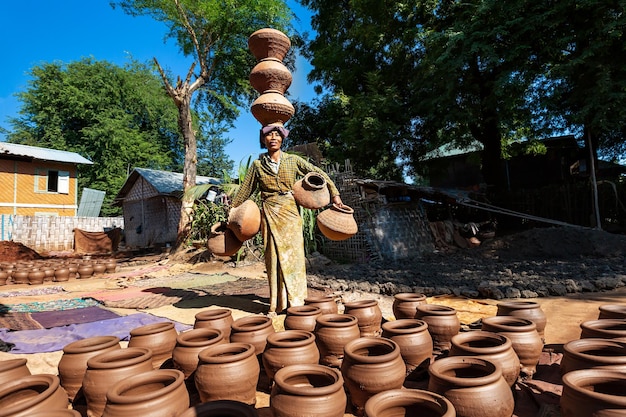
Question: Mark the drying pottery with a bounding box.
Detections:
[560,338,626,375]
[230,315,275,355]
[0,358,31,385]
[194,308,234,341]
[284,305,323,332]
[250,91,295,125]
[381,318,433,380]
[314,313,361,367]
[30,411,82,417]
[598,304,626,319]
[207,222,243,257]
[77,264,94,279]
[364,389,456,417]
[104,259,117,273]
[0,271,8,285]
[27,268,45,285]
[561,369,626,417]
[292,172,331,209]
[416,304,460,353]
[11,268,29,284]
[304,295,338,314]
[496,300,547,341]
[316,203,358,241]
[128,321,178,369]
[249,58,292,94]
[343,299,383,337]
[262,330,320,381]
[248,28,291,61]
[227,200,261,242]
[179,400,259,417]
[0,374,69,416]
[580,318,626,339]
[53,267,71,282]
[92,263,106,276]
[172,328,226,378]
[392,292,427,319]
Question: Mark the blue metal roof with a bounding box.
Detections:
[0,142,93,165]
[133,168,221,195]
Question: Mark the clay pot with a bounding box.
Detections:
[304,295,338,315]
[57,336,121,401]
[227,200,261,242]
[561,338,626,375]
[102,369,189,417]
[128,321,178,369]
[316,203,358,241]
[580,319,626,339]
[53,267,71,282]
[561,369,626,417]
[43,266,55,281]
[194,342,260,405]
[449,330,521,387]
[249,58,292,94]
[0,358,31,385]
[262,330,320,381]
[30,411,82,417]
[248,28,291,62]
[92,263,107,276]
[82,347,154,417]
[271,364,347,417]
[0,374,69,416]
[481,316,543,378]
[172,328,226,378]
[598,304,626,319]
[68,263,79,278]
[496,300,547,342]
[416,304,460,353]
[77,264,94,279]
[194,308,234,341]
[284,305,323,332]
[250,91,295,125]
[0,271,8,285]
[104,259,117,273]
[292,172,331,210]
[230,315,275,355]
[27,268,45,285]
[343,299,383,337]
[381,319,433,380]
[392,292,427,319]
[179,400,259,417]
[11,268,29,284]
[314,313,361,367]
[207,222,243,257]
[341,337,406,415]
[364,389,456,417]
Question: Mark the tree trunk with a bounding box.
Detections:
[470,115,505,192]
[175,96,197,249]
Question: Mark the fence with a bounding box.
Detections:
[0,215,124,252]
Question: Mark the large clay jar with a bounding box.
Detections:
[292,172,331,210]
[381,319,433,380]
[341,337,406,416]
[248,28,291,62]
[560,338,626,375]
[101,369,189,417]
[481,316,543,378]
[128,321,178,369]
[580,319,626,339]
[364,389,456,417]
[27,268,45,285]
[54,266,71,282]
[305,295,338,315]
[392,292,427,319]
[179,400,259,417]
[560,369,626,417]
[207,222,243,257]
[416,304,460,353]
[316,203,358,241]
[82,347,154,417]
[194,342,260,405]
[58,335,121,401]
[262,330,320,381]
[343,299,383,337]
[227,200,261,242]
[496,300,547,342]
[11,268,29,284]
[250,92,295,125]
[172,328,226,378]
[230,315,275,356]
[194,308,234,341]
[249,58,292,95]
[428,356,514,417]
[0,358,31,386]
[449,330,520,387]
[271,364,347,417]
[0,374,69,416]
[284,305,322,332]
[314,313,361,367]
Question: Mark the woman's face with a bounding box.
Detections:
[263,129,283,152]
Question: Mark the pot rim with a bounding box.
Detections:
[382,319,429,334]
[417,304,457,316]
[105,369,184,404]
[286,305,322,316]
[564,338,626,364]
[198,342,256,364]
[343,337,400,364]
[62,335,121,354]
[581,319,626,337]
[393,292,427,302]
[194,308,232,321]
[481,316,537,332]
[344,299,379,309]
[231,315,273,332]
[266,330,316,348]
[87,347,153,369]
[0,374,63,413]
[450,331,512,354]
[0,358,28,372]
[273,364,344,396]
[364,388,456,417]
[316,313,358,327]
[562,369,626,405]
[428,356,503,387]
[129,321,176,337]
[497,301,541,311]
[176,328,224,347]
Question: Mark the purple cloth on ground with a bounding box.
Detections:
[31,306,120,328]
[0,313,191,353]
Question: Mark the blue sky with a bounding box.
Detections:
[0,0,318,170]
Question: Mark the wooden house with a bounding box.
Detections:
[0,142,93,216]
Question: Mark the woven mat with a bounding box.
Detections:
[0,312,43,330]
[31,306,120,329]
[194,277,269,297]
[0,286,66,298]
[93,288,204,309]
[2,297,100,313]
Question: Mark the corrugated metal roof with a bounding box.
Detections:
[77,188,106,217]
[420,140,483,161]
[0,142,93,165]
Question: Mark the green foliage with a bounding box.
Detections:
[188,198,228,242]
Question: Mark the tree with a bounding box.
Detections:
[7,58,180,215]
[112,0,295,248]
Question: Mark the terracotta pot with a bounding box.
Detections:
[316,203,358,241]
[250,91,295,125]
[83,347,154,417]
[53,267,71,282]
[27,268,45,285]
[57,336,121,401]
[179,400,259,417]
[230,315,275,356]
[172,328,226,378]
[104,259,117,274]
[416,304,460,353]
[314,313,361,367]
[43,266,55,281]
[304,295,338,315]
[481,316,543,378]
[248,28,291,62]
[292,172,331,210]
[228,200,261,242]
[271,364,347,417]
[561,369,626,417]
[0,374,69,416]
[262,330,320,381]
[364,389,456,417]
[428,356,514,417]
[392,292,427,319]
[249,58,292,94]
[598,304,626,319]
[0,271,9,285]
[194,342,260,405]
[341,337,406,415]
[77,264,94,279]
[128,321,178,369]
[381,319,433,380]
[580,319,626,339]
[102,369,189,417]
[11,268,29,284]
[0,358,31,385]
[496,300,547,342]
[284,305,322,332]
[561,338,626,375]
[343,299,383,337]
[207,222,243,257]
[30,410,82,417]
[92,263,107,276]
[449,330,520,387]
[194,308,234,341]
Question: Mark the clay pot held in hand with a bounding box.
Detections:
[172,328,226,378]
[194,308,234,341]
[292,172,331,209]
[343,299,383,337]
[560,338,626,375]
[314,313,361,367]
[230,315,275,356]
[416,304,460,353]
[560,369,626,417]
[381,319,433,380]
[364,389,456,417]
[207,222,243,257]
[248,28,291,62]
[284,305,323,332]
[227,200,261,242]
[304,295,338,315]
[392,292,427,319]
[496,300,547,342]
[316,203,358,241]
[128,321,178,369]
[262,330,320,381]
[0,374,69,416]
[580,319,626,339]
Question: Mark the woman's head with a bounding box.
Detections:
[259,123,289,149]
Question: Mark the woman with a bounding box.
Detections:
[231,123,343,316]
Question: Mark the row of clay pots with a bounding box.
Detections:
[0,258,118,285]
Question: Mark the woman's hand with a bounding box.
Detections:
[332,195,345,208]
